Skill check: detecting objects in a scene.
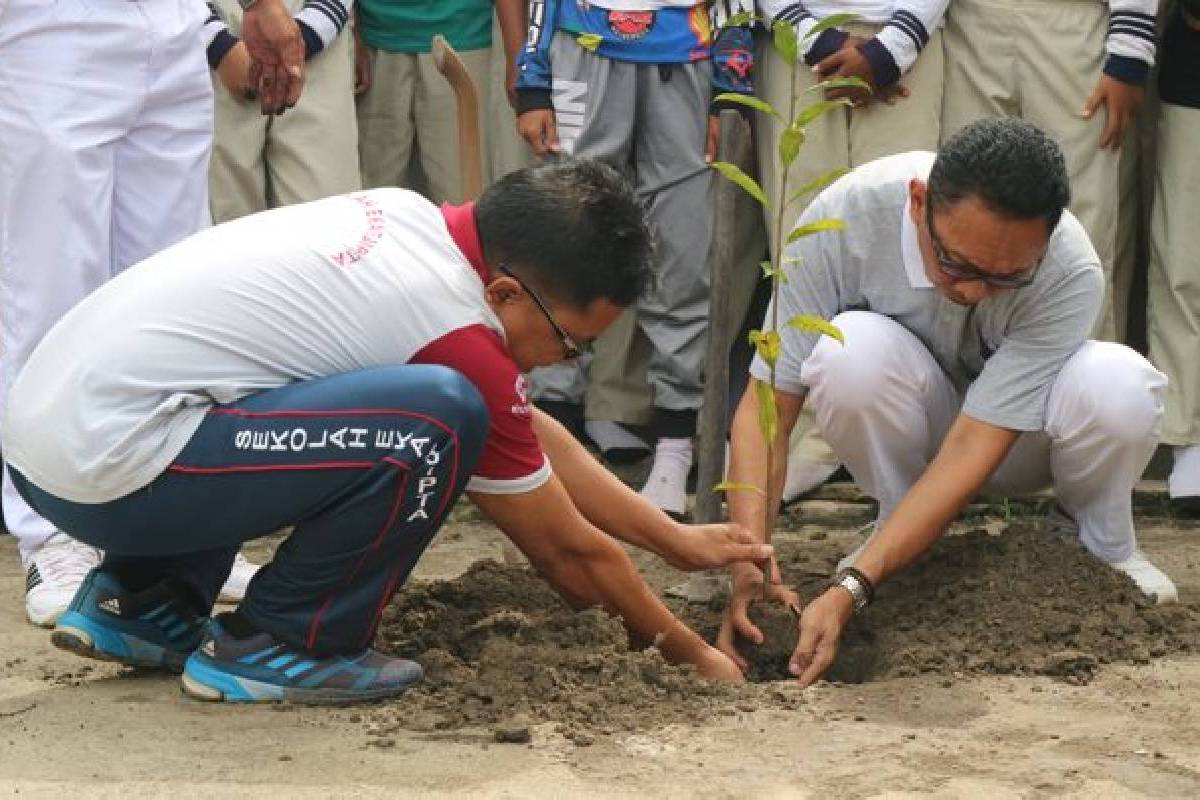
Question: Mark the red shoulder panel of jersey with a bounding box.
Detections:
[410,324,549,493]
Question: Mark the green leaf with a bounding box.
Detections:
[710,161,770,209]
[749,329,782,366]
[759,260,791,283]
[721,10,759,28]
[802,12,860,42]
[713,92,780,120]
[778,126,805,168]
[772,19,799,67]
[576,33,603,51]
[753,378,779,445]
[787,168,850,205]
[786,217,846,244]
[713,481,767,497]
[793,98,852,129]
[804,76,872,95]
[786,314,845,344]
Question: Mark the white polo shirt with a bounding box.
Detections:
[751,151,1104,432]
[3,190,550,503]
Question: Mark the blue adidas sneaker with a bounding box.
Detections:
[181,614,423,705]
[51,571,206,672]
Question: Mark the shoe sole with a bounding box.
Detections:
[52,616,190,673]
[181,658,419,706]
[27,611,61,629]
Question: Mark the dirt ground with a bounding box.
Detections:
[2,491,1200,798]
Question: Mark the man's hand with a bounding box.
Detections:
[517,109,560,156]
[815,36,875,105]
[716,561,802,672]
[216,41,255,101]
[692,642,748,682]
[663,521,773,572]
[242,0,305,115]
[875,82,910,106]
[354,37,372,95]
[1082,73,1145,151]
[790,586,853,687]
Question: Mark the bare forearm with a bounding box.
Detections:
[532,409,676,556]
[539,533,709,659]
[494,0,527,65]
[727,387,799,545]
[854,416,1017,587]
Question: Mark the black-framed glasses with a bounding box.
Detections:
[498,265,582,359]
[925,203,1044,289]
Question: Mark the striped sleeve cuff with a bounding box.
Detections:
[203,2,237,69]
[874,8,932,76]
[858,37,900,88]
[771,3,829,62]
[1106,7,1156,81]
[295,0,351,56]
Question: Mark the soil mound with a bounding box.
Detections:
[371,525,1200,735]
[687,523,1200,685]
[371,560,761,739]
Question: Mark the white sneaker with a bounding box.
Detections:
[24,532,102,627]
[218,552,261,603]
[782,459,841,505]
[1045,506,1179,605]
[640,437,693,517]
[1107,550,1179,605]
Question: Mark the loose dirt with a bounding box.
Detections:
[372,523,1200,738]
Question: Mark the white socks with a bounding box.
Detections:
[640,437,693,516]
[1169,444,1200,498]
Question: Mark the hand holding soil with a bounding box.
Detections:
[790,586,854,687]
[716,559,802,673]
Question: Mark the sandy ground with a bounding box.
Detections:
[2,499,1199,799]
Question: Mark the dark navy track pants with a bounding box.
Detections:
[13,365,488,655]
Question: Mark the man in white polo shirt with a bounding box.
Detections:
[3,160,768,704]
[717,119,1177,686]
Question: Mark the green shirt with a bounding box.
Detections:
[358,0,493,54]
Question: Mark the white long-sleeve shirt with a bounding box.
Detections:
[761,1,1160,86]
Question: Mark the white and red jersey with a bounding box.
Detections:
[2,190,550,503]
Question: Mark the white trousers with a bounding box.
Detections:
[801,312,1166,563]
[0,0,213,561]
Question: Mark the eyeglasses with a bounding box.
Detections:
[925,204,1044,289]
[498,265,583,360]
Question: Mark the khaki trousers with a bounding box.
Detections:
[357,46,491,203]
[757,22,944,465]
[941,0,1129,342]
[1147,102,1200,446]
[209,0,360,223]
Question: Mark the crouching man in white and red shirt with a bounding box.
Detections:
[2,159,766,704]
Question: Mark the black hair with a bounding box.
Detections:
[475,159,654,309]
[1180,0,1200,19]
[928,118,1071,235]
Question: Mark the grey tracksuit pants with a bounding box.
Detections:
[529,32,714,422]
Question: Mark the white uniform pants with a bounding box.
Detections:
[0,0,213,561]
[801,312,1166,563]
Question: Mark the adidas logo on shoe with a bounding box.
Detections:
[99,597,122,616]
[25,564,43,592]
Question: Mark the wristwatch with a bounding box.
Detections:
[237,0,258,11]
[831,567,874,614]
